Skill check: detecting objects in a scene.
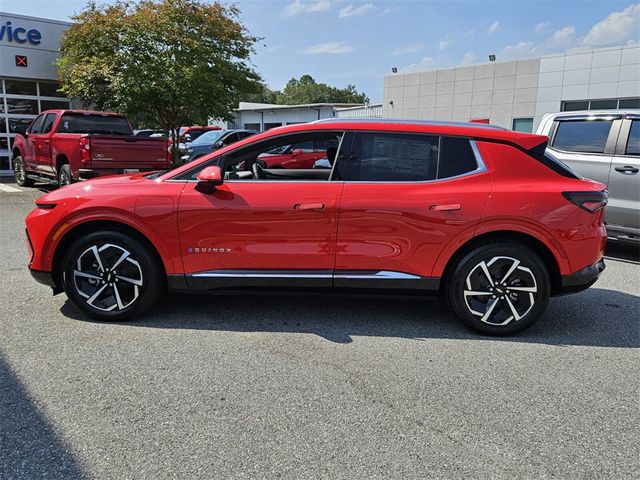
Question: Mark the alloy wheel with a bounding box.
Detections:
[463,256,538,326]
[72,243,144,312]
[14,159,25,183]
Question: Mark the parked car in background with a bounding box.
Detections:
[26,119,607,335]
[134,129,167,138]
[179,125,221,143]
[182,129,257,163]
[537,110,639,245]
[12,110,172,187]
[257,139,338,169]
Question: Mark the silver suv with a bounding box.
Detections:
[537,110,639,245]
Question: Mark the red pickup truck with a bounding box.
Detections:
[12,110,171,187]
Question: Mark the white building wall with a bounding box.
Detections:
[383,44,640,131]
[233,106,335,131]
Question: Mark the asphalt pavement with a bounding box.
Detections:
[1,183,639,479]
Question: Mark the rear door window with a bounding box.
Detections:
[626,120,639,156]
[346,132,438,181]
[552,120,613,153]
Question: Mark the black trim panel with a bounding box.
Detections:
[557,259,605,295]
[29,268,62,294]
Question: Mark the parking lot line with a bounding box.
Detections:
[0,184,22,193]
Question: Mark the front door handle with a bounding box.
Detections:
[430,203,462,211]
[294,203,325,210]
[614,165,639,174]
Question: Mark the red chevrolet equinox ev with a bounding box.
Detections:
[25,119,607,335]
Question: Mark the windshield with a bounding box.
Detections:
[56,114,132,135]
[191,130,226,145]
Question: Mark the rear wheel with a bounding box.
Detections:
[446,242,551,335]
[61,231,164,321]
[58,164,73,186]
[13,156,34,187]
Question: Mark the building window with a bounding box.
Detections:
[562,98,640,111]
[6,98,39,115]
[562,101,590,111]
[512,118,534,133]
[264,122,282,130]
[39,82,66,98]
[620,98,640,109]
[243,123,260,131]
[4,79,37,96]
[41,100,71,111]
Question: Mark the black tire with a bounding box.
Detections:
[58,164,73,186]
[61,231,164,321]
[445,242,550,335]
[13,156,35,187]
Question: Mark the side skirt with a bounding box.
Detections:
[170,270,440,292]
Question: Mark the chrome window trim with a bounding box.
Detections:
[170,138,487,185]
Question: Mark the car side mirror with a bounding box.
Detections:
[14,125,28,136]
[183,134,192,143]
[291,148,303,155]
[195,166,223,193]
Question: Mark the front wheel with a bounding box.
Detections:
[13,156,35,187]
[446,242,551,335]
[61,231,164,321]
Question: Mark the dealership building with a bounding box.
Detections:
[383,44,640,132]
[0,12,74,175]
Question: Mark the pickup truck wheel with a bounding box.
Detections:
[58,164,73,186]
[13,156,34,187]
[61,231,164,321]
[445,242,550,335]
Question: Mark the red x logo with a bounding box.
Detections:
[15,55,28,67]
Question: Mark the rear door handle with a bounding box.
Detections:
[430,203,462,211]
[294,203,325,210]
[614,165,639,174]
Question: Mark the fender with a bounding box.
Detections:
[42,207,182,275]
[431,217,571,277]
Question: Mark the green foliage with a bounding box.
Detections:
[57,0,262,160]
[241,75,369,105]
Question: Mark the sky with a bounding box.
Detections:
[4,0,640,102]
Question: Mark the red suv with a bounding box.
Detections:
[25,120,607,334]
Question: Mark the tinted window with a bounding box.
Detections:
[619,98,640,109]
[56,114,132,134]
[41,113,57,134]
[29,115,46,134]
[552,120,612,153]
[626,121,640,156]
[438,137,478,179]
[347,133,438,181]
[191,130,225,145]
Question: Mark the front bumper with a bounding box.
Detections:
[29,268,62,294]
[558,259,605,295]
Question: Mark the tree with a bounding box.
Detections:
[240,75,369,105]
[276,75,369,104]
[57,0,261,163]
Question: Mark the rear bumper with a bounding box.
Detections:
[558,259,605,295]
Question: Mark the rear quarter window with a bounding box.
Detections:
[438,137,478,179]
[626,120,640,156]
[551,120,613,153]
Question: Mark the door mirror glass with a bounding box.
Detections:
[195,166,223,193]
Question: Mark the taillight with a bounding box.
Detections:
[79,136,91,163]
[562,190,608,213]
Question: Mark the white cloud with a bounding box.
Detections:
[548,26,576,48]
[488,20,501,33]
[499,25,575,59]
[438,35,455,51]
[305,41,355,54]
[581,3,640,47]
[460,51,476,65]
[391,43,425,55]
[499,41,536,59]
[283,0,331,18]
[339,2,375,18]
[534,21,550,34]
[401,56,435,72]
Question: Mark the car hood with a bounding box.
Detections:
[35,173,150,203]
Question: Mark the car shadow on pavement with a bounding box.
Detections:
[60,287,639,348]
[0,354,86,480]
